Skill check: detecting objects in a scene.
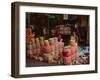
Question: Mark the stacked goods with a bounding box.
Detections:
[63,38,78,65]
[58,39,64,55]
[53,37,64,64]
[42,40,52,63]
[49,38,55,55]
[49,38,56,63]
[58,39,64,64]
[54,37,59,62]
[69,39,78,64]
[63,47,72,65]
[42,40,51,53]
[39,37,44,47]
[54,37,59,57]
[26,27,33,44]
[26,27,34,58]
[38,37,44,61]
[26,28,65,64]
[35,36,64,64]
[35,38,41,56]
[26,43,33,58]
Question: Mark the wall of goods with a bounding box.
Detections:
[26,13,89,66]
